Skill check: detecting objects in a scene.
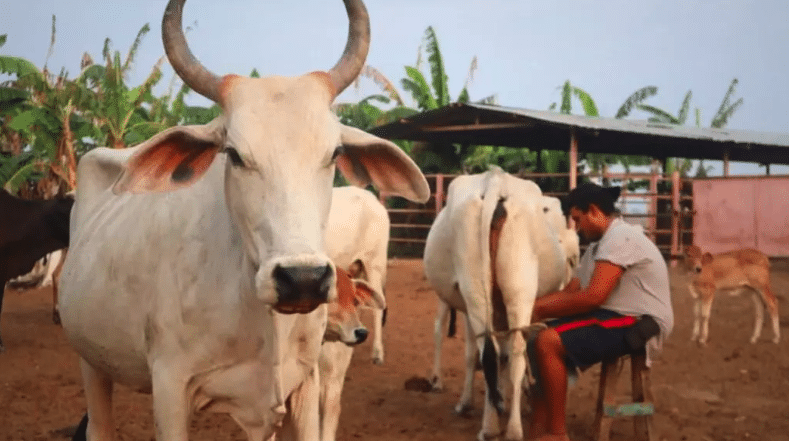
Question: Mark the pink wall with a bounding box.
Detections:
[693,178,789,256]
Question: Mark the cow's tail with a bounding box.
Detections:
[480,168,506,415]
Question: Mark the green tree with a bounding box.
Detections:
[400,27,496,173]
[79,24,165,149]
[0,17,93,193]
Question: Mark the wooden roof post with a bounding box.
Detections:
[723,150,730,177]
[570,130,578,190]
[670,170,681,267]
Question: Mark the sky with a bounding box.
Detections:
[2,0,788,175]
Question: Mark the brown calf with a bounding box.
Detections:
[684,245,780,345]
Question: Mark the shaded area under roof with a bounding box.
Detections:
[370,103,789,165]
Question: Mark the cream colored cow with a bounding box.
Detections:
[58,1,429,440]
[424,167,578,441]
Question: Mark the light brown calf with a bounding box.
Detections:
[684,245,780,345]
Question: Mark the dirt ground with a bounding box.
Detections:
[2,258,789,441]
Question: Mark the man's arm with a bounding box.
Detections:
[532,260,624,322]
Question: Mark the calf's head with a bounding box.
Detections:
[111,0,428,314]
[325,266,385,345]
[683,245,714,274]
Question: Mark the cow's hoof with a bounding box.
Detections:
[372,348,384,365]
[53,310,61,325]
[772,337,781,344]
[749,337,759,344]
[454,402,473,417]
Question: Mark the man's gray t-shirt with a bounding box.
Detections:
[576,218,674,361]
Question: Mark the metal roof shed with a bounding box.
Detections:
[370,103,789,181]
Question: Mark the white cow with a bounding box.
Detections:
[325,186,390,364]
[424,167,578,441]
[318,265,384,441]
[58,1,429,440]
[317,186,391,440]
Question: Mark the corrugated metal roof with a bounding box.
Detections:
[369,103,789,165]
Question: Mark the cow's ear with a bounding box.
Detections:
[337,125,429,204]
[701,252,714,265]
[113,120,224,194]
[352,279,386,310]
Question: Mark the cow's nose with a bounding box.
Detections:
[354,328,369,344]
[273,264,333,313]
[694,267,702,274]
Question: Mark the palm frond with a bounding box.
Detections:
[401,66,437,111]
[677,90,692,124]
[0,34,6,47]
[2,159,39,195]
[456,87,469,104]
[123,24,151,74]
[423,27,449,107]
[358,65,404,105]
[712,78,738,121]
[615,86,657,118]
[636,104,679,124]
[463,56,478,91]
[560,80,572,114]
[711,97,742,128]
[572,86,599,117]
[44,15,56,71]
[0,56,46,88]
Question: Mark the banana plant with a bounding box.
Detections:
[79,24,165,149]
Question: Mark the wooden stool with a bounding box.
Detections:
[593,349,655,441]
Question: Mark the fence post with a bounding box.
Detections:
[434,174,444,217]
[649,162,659,242]
[670,171,681,267]
[569,131,578,190]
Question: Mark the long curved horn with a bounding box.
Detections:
[327,0,371,97]
[162,0,222,103]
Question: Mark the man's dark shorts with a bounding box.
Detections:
[527,309,638,390]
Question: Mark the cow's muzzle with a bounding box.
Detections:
[273,264,333,314]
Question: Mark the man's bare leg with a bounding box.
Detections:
[527,328,570,441]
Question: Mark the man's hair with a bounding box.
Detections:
[562,182,621,216]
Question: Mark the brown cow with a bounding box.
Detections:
[0,189,73,351]
[684,245,780,345]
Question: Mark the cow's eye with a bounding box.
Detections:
[224,147,246,167]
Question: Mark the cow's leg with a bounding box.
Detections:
[455,312,477,415]
[430,300,451,391]
[371,306,385,364]
[758,283,781,344]
[698,296,714,346]
[503,330,527,441]
[478,336,502,441]
[688,285,701,342]
[280,364,320,441]
[319,345,353,441]
[151,362,190,441]
[80,359,114,441]
[749,288,765,344]
[52,249,66,325]
[690,299,701,343]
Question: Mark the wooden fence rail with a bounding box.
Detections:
[380,170,694,261]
